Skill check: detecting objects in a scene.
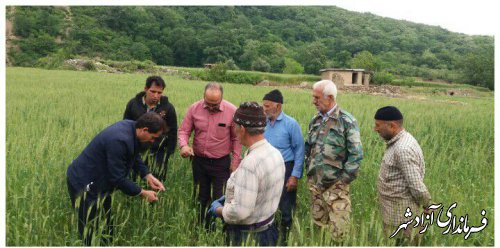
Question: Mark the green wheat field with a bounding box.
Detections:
[6,67,494,246]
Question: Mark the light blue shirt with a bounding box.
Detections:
[264,111,305,178]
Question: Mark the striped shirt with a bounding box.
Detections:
[222,139,285,225]
[377,129,431,226]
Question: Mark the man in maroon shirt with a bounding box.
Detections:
[178,82,242,229]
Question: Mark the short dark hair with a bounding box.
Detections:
[135,112,167,133]
[145,76,166,89]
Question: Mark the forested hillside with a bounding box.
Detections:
[6,6,494,89]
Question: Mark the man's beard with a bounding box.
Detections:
[265,110,277,121]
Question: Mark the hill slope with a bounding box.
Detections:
[6,6,494,89]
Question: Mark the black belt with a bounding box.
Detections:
[226,215,274,231]
[194,154,230,161]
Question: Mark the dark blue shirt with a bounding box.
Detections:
[67,120,149,196]
[264,111,305,178]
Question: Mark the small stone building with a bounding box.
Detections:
[319,68,372,88]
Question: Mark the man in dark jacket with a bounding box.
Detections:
[67,112,166,245]
[123,76,178,181]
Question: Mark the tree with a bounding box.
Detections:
[296,42,327,74]
[458,45,494,90]
[147,40,174,65]
[283,57,304,74]
[349,50,381,71]
[201,27,242,64]
[252,57,271,72]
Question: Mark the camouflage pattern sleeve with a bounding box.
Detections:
[339,118,363,184]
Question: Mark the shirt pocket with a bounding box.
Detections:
[214,123,229,140]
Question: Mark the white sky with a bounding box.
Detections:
[326,0,497,36]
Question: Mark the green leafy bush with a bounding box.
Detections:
[372,71,394,84]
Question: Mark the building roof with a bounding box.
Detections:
[319,68,372,73]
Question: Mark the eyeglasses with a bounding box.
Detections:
[205,102,220,108]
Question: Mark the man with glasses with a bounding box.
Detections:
[178,82,242,230]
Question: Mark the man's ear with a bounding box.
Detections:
[390,121,398,130]
[137,127,149,135]
[144,86,149,92]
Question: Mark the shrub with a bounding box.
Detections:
[372,71,394,84]
[201,62,228,82]
[224,59,239,70]
[35,49,68,69]
[251,58,271,72]
[83,61,96,71]
[283,58,304,74]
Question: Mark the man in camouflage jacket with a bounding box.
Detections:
[305,80,363,240]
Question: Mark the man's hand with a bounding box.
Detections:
[229,163,239,173]
[180,146,194,158]
[286,176,298,192]
[215,195,225,205]
[208,197,224,217]
[140,189,158,203]
[145,174,165,191]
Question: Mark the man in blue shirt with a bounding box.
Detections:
[262,89,305,245]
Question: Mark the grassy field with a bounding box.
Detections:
[5,67,494,246]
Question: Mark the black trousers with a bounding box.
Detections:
[192,155,230,228]
[225,223,279,246]
[278,161,297,244]
[67,178,113,246]
[145,146,170,182]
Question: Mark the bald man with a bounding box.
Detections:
[178,82,242,230]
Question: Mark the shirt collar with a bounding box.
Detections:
[276,111,284,121]
[386,129,406,146]
[142,95,160,108]
[268,111,284,124]
[318,104,338,121]
[249,139,267,152]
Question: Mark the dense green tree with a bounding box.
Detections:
[296,42,327,74]
[201,26,242,63]
[283,57,304,74]
[147,40,174,66]
[129,42,152,61]
[252,57,271,72]
[349,50,381,71]
[458,45,494,89]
